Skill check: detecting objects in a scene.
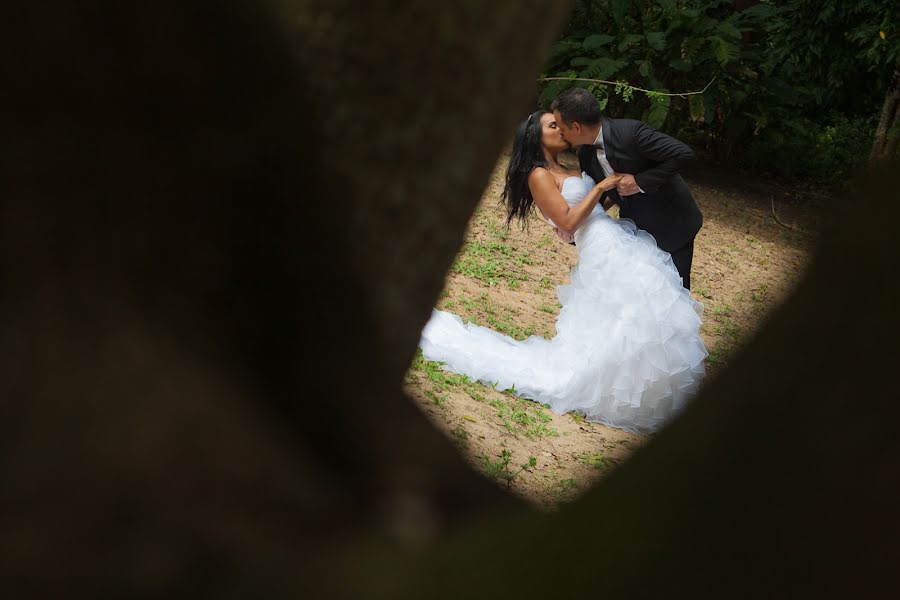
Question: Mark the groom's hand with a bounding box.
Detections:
[615,173,643,196]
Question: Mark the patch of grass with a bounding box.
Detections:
[706,339,736,367]
[425,389,448,407]
[694,287,712,299]
[576,451,608,470]
[536,233,554,248]
[485,221,509,241]
[457,291,488,313]
[452,255,502,286]
[457,293,537,341]
[466,239,512,257]
[559,478,578,491]
[483,449,537,486]
[538,302,559,314]
[488,396,558,438]
[551,477,580,500]
[712,304,733,318]
[410,350,478,393]
[751,282,770,303]
[486,312,536,340]
[539,276,554,290]
[452,423,469,440]
[466,389,486,402]
[452,239,533,289]
[710,305,741,343]
[717,319,742,342]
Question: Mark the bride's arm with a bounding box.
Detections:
[553,226,575,244]
[528,169,621,233]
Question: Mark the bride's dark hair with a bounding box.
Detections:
[501,110,548,229]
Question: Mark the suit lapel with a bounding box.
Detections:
[579,145,603,182]
[589,147,603,180]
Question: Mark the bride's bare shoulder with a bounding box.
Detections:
[528,167,557,188]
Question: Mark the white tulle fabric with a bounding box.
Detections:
[420,172,707,434]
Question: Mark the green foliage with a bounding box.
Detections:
[743,113,877,180]
[539,0,898,181]
[483,450,538,486]
[541,0,764,132]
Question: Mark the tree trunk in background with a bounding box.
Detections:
[870,70,900,163]
[2,2,899,599]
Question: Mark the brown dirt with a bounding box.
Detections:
[404,155,819,509]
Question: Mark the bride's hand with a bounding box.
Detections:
[596,174,623,192]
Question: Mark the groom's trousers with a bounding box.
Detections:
[669,239,694,290]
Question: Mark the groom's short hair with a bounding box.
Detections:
[551,88,601,126]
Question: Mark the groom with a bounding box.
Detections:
[551,88,703,289]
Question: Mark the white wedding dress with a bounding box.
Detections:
[419,172,707,434]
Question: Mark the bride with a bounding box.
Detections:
[420,111,707,434]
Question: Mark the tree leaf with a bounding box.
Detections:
[583,34,615,51]
[618,33,644,52]
[646,31,666,51]
[586,57,628,80]
[546,39,583,65]
[717,21,742,41]
[612,0,631,26]
[538,79,573,109]
[639,60,652,78]
[689,94,705,122]
[668,58,693,72]
[763,77,800,105]
[739,4,777,20]
[709,36,739,65]
[644,94,671,129]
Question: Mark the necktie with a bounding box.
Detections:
[594,144,613,177]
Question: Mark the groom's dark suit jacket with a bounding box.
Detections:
[578,117,702,253]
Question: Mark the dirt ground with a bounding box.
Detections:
[403,154,821,508]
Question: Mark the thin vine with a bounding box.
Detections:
[537,75,717,99]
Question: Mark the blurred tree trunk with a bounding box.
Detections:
[0,1,571,597]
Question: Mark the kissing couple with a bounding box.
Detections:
[420,87,707,434]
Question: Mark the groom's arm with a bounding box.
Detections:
[631,122,694,194]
